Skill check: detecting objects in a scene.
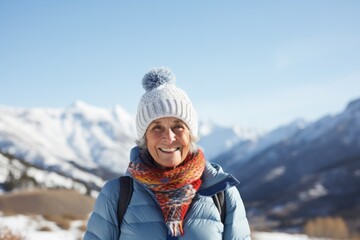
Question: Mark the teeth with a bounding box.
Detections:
[159,148,179,153]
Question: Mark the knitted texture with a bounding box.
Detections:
[128,149,206,236]
[136,67,198,140]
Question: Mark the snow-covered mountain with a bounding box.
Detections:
[0,101,257,193]
[0,100,135,172]
[0,101,136,192]
[226,98,360,232]
[198,120,262,160]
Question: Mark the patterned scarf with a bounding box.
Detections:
[128,148,206,237]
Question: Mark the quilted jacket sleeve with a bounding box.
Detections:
[223,186,251,240]
[83,179,120,240]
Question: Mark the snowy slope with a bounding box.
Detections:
[198,120,261,160]
[0,101,137,192]
[212,118,307,168]
[0,101,135,176]
[0,213,86,240]
[0,152,103,196]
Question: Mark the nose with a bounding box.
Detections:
[163,128,176,143]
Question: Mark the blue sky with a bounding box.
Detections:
[1,1,359,130]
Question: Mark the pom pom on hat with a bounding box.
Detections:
[142,67,176,92]
[136,67,198,141]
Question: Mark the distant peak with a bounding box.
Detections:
[113,104,132,118]
[71,100,91,109]
[113,104,126,112]
[345,97,360,112]
[67,100,110,119]
[289,118,307,129]
[69,100,105,112]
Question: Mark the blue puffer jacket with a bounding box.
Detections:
[84,147,251,240]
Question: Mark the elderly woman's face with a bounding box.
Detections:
[145,117,191,168]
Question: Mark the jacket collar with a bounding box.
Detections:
[198,161,239,196]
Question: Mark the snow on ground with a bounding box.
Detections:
[0,213,85,240]
[0,213,333,240]
[253,231,332,240]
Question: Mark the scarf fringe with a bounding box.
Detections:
[167,220,184,236]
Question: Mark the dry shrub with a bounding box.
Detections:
[37,226,52,231]
[56,220,70,230]
[0,225,25,240]
[79,222,87,232]
[304,216,349,239]
[350,235,360,240]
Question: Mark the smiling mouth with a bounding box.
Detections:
[159,147,180,153]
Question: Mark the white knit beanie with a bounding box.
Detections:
[136,67,198,141]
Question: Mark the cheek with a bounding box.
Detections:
[147,139,158,152]
[184,133,191,146]
[145,133,158,147]
[180,135,192,154]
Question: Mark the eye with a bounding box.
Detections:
[152,125,163,131]
[172,124,185,131]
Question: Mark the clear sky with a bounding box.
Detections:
[1,1,359,130]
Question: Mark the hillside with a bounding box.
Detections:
[0,189,95,219]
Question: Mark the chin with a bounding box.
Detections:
[161,160,182,168]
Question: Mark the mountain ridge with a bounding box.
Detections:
[227,97,360,231]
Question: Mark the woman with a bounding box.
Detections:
[84,67,251,240]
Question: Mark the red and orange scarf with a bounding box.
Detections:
[128,149,206,236]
